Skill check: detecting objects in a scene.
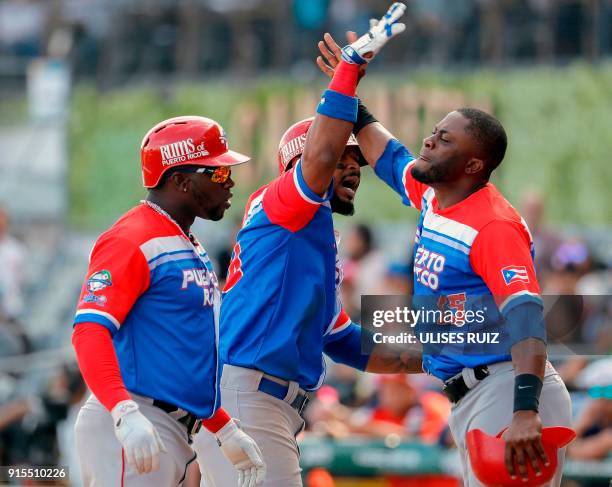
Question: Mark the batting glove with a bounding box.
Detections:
[341,2,406,65]
[112,400,167,474]
[342,2,406,64]
[216,419,266,487]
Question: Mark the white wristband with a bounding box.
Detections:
[111,399,139,426]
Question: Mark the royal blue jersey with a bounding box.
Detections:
[74,203,221,418]
[220,161,354,390]
[375,139,542,380]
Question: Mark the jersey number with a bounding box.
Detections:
[224,242,243,292]
[437,292,467,327]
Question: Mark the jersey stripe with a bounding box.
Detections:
[139,235,192,263]
[75,309,121,329]
[499,290,542,313]
[423,211,478,247]
[148,250,199,271]
[293,160,328,204]
[421,229,471,255]
[401,162,417,207]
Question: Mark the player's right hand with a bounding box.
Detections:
[340,2,406,65]
[216,418,266,487]
[317,32,366,81]
[111,400,167,474]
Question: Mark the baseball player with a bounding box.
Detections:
[192,4,410,486]
[317,32,573,486]
[72,116,266,486]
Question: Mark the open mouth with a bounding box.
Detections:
[339,177,359,200]
[224,192,233,208]
[419,153,432,162]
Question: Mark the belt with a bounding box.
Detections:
[258,376,310,415]
[152,399,202,437]
[442,364,490,404]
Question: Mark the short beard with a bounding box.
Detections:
[330,194,355,216]
[191,185,225,221]
[411,161,452,185]
[208,208,225,221]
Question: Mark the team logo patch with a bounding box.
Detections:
[87,270,112,292]
[83,270,112,306]
[501,266,529,285]
[83,293,107,305]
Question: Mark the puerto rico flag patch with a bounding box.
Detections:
[501,266,529,285]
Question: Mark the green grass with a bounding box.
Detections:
[68,64,612,229]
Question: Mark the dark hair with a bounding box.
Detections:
[457,108,507,176]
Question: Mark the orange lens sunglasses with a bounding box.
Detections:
[195,166,231,184]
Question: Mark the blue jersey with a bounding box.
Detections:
[375,139,542,380]
[74,203,221,418]
[220,161,354,390]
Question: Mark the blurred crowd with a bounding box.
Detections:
[1,0,611,89]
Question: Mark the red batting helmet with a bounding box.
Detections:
[141,116,250,188]
[466,426,576,487]
[277,117,363,175]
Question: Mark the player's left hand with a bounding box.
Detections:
[216,418,266,487]
[502,410,550,482]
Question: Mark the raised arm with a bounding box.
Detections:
[317,31,397,168]
[316,27,429,211]
[303,3,406,195]
[354,121,395,168]
[301,80,359,196]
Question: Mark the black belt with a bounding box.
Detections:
[442,365,490,404]
[152,399,202,437]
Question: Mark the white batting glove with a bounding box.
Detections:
[341,2,406,65]
[216,419,266,487]
[111,400,167,474]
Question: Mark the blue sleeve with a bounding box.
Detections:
[504,301,547,346]
[373,139,421,208]
[323,322,370,372]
